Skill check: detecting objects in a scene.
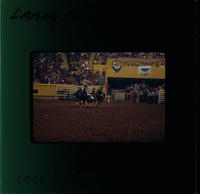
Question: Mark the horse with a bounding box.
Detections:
[76,87,87,108]
[75,87,96,108]
[86,93,96,104]
[96,89,105,105]
[75,87,104,108]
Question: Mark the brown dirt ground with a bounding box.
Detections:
[33,99,165,142]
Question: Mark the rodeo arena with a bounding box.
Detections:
[32,52,165,142]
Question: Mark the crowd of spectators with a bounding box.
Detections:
[132,52,149,58]
[92,52,165,66]
[70,67,104,86]
[153,52,165,58]
[92,52,163,64]
[125,82,165,103]
[93,52,108,65]
[66,52,90,69]
[33,52,105,85]
[112,52,149,58]
[33,52,164,85]
[33,52,68,84]
[66,52,105,85]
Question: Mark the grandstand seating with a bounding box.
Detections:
[33,52,165,86]
[33,52,107,86]
[93,52,108,65]
[88,52,96,68]
[91,52,165,67]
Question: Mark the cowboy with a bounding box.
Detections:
[96,87,105,104]
[131,89,137,103]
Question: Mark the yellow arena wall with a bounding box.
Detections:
[106,65,165,79]
[33,84,105,99]
[93,57,165,79]
[33,84,56,98]
[94,65,165,79]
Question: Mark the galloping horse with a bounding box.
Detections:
[76,86,87,108]
[96,89,105,105]
[75,86,105,108]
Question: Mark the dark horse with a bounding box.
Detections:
[76,87,87,108]
[96,89,105,105]
[75,87,105,108]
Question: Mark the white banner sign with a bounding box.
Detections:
[138,66,151,75]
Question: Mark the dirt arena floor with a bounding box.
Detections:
[33,99,165,142]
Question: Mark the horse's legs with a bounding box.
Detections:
[85,97,88,105]
[87,99,90,105]
[76,97,79,104]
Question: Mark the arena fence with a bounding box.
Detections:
[111,90,126,101]
[158,89,165,104]
[33,83,105,100]
[55,85,77,100]
[111,89,165,104]
[33,84,165,103]
[55,85,103,100]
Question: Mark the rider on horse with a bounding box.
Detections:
[78,85,87,107]
[91,88,96,101]
[96,87,105,104]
